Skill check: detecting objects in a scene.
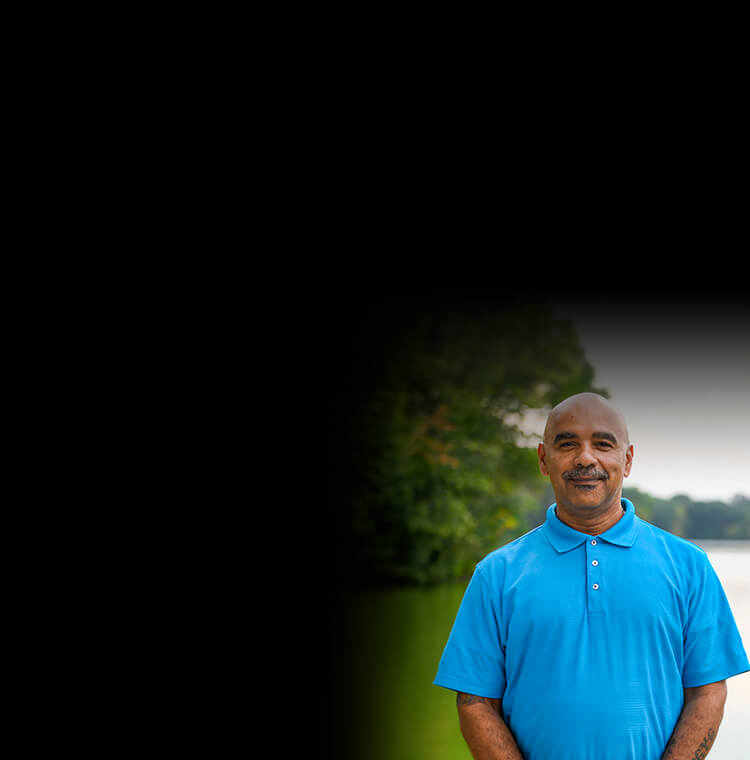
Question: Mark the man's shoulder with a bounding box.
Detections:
[635,516,709,565]
[476,524,547,576]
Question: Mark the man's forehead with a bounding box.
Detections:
[549,415,623,435]
[544,397,628,441]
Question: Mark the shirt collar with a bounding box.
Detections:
[543,497,639,553]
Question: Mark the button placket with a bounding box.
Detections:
[587,537,603,613]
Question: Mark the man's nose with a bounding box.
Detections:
[574,444,598,467]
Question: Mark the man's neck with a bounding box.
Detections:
[555,497,625,536]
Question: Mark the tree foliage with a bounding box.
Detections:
[328,293,606,587]
[623,488,750,540]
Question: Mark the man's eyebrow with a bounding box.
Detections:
[552,431,618,444]
[592,431,618,444]
[552,432,578,444]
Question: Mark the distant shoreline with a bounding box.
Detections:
[684,539,750,550]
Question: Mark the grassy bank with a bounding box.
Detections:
[328,581,470,760]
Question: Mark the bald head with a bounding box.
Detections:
[539,392,634,514]
[543,393,630,446]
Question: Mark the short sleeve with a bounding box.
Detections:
[433,564,506,698]
[682,553,750,687]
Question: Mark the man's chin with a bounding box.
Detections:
[566,481,608,506]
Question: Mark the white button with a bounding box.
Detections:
[592,583,599,590]
[591,539,597,545]
[592,560,599,566]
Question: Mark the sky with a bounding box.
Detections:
[547,298,750,502]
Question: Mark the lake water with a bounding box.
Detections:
[687,540,750,760]
[330,540,750,759]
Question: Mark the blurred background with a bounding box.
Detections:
[322,288,749,760]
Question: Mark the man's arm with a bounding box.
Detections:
[661,680,727,760]
[456,692,524,760]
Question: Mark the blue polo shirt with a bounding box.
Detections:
[433,498,750,760]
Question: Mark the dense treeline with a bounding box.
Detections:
[621,489,750,541]
[327,292,605,587]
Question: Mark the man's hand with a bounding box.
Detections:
[661,680,727,759]
[456,692,524,760]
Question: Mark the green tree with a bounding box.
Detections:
[622,488,750,539]
[328,294,607,587]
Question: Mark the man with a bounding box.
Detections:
[433,392,749,759]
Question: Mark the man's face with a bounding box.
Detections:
[538,400,634,513]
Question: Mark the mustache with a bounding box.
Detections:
[563,468,609,481]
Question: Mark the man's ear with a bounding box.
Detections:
[538,442,549,476]
[624,443,634,477]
